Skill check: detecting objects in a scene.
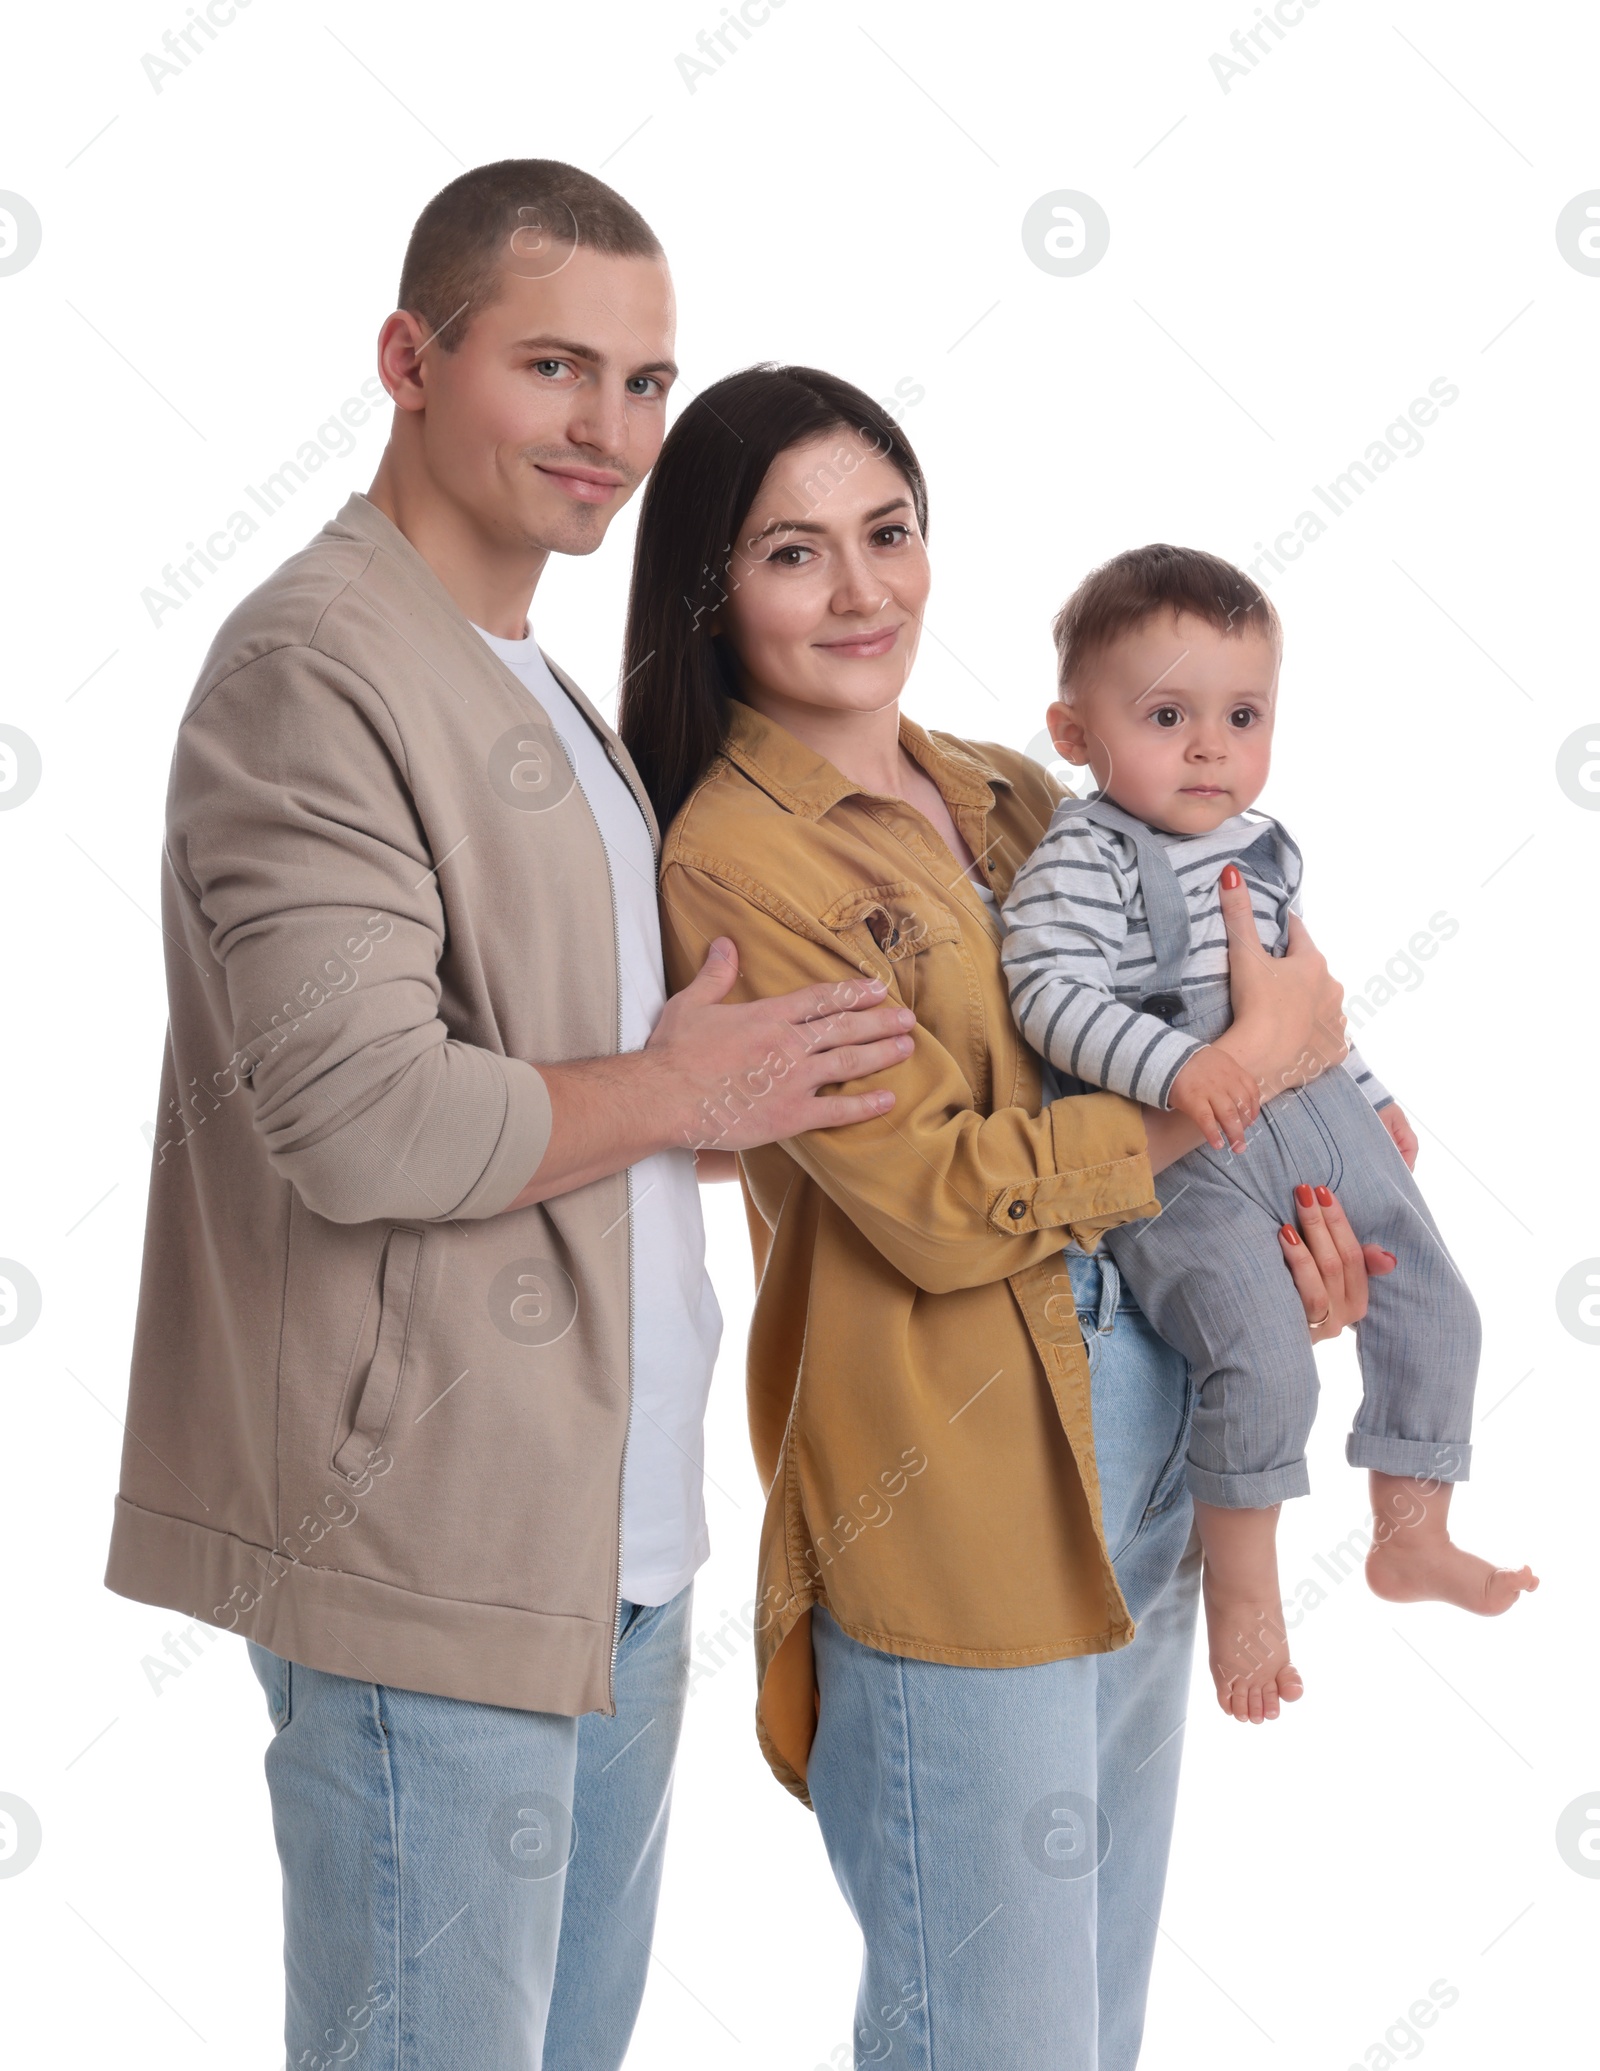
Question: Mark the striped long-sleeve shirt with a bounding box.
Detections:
[1000,804,1392,1112]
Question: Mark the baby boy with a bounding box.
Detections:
[1001,543,1535,1722]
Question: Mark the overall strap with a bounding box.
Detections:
[1059,794,1193,1024]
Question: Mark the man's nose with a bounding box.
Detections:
[566,379,628,459]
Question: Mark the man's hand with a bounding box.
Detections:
[650,937,916,1152]
[1378,1103,1418,1170]
[505,938,917,1210]
[1168,1044,1263,1154]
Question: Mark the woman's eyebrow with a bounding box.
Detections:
[745,496,912,546]
[745,515,826,545]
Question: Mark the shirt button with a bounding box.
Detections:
[1008,1200,1027,1220]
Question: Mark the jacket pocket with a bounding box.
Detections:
[820,880,960,1010]
[332,1226,424,1483]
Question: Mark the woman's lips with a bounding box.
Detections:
[537,465,622,504]
[815,625,901,659]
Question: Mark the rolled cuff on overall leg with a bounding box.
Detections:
[1346,1433,1472,1482]
[1185,1458,1310,1508]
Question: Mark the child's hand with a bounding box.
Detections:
[1379,1103,1418,1170]
[1169,1045,1263,1153]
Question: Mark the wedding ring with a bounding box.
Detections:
[1308,1307,1332,1329]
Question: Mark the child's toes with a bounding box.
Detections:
[1483,1564,1539,1614]
[1280,1665,1305,1702]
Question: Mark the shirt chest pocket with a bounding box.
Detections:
[820,880,963,1014]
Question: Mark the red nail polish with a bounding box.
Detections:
[1314,1185,1334,1206]
[1294,1184,1313,1206]
[1220,865,1242,889]
[1280,1224,1301,1246]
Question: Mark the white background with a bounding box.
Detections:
[2,0,1596,2064]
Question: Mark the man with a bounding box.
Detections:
[104,159,916,2068]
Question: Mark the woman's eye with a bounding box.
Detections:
[769,544,814,567]
[872,524,911,548]
[1151,706,1182,729]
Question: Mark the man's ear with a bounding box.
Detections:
[1046,698,1092,765]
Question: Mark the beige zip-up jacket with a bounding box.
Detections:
[104,492,656,1716]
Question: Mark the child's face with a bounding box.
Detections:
[1046,611,1279,836]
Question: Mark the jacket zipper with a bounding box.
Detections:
[498,659,651,1717]
[612,1164,634,1713]
[598,733,657,1715]
[595,763,631,1719]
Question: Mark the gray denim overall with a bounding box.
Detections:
[1066,800,1480,1508]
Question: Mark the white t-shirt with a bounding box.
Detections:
[474,622,723,1606]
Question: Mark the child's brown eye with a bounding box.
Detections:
[1152,707,1181,728]
[1228,708,1257,728]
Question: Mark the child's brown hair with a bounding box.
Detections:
[1053,543,1281,694]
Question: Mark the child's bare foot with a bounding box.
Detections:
[1193,1499,1305,1723]
[1204,1578,1306,1721]
[1357,1474,1531,1615]
[1365,1471,1538,1616]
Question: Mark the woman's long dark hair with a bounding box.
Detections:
[618,364,929,834]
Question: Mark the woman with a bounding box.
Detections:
[618,366,1386,2069]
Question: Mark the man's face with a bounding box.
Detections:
[411,242,677,556]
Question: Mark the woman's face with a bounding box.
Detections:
[718,429,929,719]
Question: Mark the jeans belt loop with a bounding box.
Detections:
[1097,1255,1121,1335]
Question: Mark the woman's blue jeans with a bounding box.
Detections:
[808,1249,1202,2071]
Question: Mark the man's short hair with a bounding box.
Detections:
[1052,543,1281,693]
[396,158,663,353]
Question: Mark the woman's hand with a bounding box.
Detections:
[1277,1184,1396,1342]
[1212,866,1348,1104]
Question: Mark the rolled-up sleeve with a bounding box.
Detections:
[660,859,1158,1295]
[170,649,551,1226]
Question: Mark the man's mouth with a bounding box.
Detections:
[536,464,625,505]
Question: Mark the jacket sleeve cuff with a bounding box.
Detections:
[448,1056,553,1220]
[985,1092,1159,1245]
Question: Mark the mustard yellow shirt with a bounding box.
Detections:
[659,702,1161,1800]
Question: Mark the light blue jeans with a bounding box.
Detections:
[246,1587,691,2070]
[808,1251,1202,2071]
